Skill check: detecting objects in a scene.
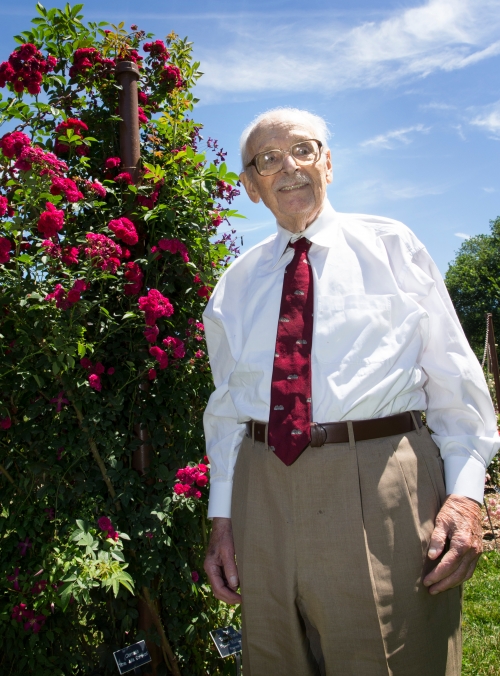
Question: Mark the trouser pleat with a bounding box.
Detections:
[231,429,462,676]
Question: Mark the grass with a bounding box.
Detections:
[462,550,500,675]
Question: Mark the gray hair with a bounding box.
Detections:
[240,107,331,170]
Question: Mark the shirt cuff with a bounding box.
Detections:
[207,480,233,519]
[443,453,486,504]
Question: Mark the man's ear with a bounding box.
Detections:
[239,170,261,204]
[325,149,333,185]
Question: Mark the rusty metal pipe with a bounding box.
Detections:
[115,61,141,183]
[116,59,161,675]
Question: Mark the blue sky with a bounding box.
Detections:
[1,0,500,274]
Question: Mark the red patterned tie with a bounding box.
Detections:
[268,237,313,465]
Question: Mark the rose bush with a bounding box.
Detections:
[0,4,242,674]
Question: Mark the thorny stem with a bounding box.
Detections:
[140,586,182,676]
[0,463,15,486]
[0,96,20,128]
[68,391,122,512]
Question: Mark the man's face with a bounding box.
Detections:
[239,119,333,233]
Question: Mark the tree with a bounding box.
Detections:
[445,216,500,358]
[0,4,242,674]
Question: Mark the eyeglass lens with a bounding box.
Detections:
[256,140,320,176]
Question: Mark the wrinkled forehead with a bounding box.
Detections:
[246,119,317,157]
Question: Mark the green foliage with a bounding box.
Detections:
[60,521,134,607]
[0,4,241,674]
[445,216,500,358]
[462,551,500,675]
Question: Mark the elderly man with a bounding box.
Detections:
[202,108,499,676]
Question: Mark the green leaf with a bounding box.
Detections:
[78,532,94,547]
[59,582,74,611]
[119,578,134,593]
[122,312,136,320]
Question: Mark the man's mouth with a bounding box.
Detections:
[278,183,309,192]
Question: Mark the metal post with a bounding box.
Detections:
[487,313,500,411]
[115,61,141,183]
[115,60,161,676]
[133,382,153,474]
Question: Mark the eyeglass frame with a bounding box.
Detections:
[245,139,323,176]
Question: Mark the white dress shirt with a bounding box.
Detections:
[203,199,499,518]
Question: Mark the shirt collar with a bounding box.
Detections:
[271,198,339,268]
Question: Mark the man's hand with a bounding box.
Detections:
[203,517,241,604]
[423,494,483,595]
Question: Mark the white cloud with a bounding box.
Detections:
[420,102,456,110]
[454,232,471,239]
[452,124,466,140]
[385,183,444,200]
[360,124,430,149]
[195,0,500,98]
[338,177,446,205]
[233,221,275,233]
[469,100,500,139]
[483,187,496,193]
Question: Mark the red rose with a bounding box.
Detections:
[38,202,64,237]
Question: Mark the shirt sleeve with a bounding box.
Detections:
[399,243,500,503]
[203,310,246,519]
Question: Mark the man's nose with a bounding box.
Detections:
[281,152,299,173]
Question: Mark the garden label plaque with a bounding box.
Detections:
[113,640,151,674]
[210,626,242,658]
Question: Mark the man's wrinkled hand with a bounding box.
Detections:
[423,494,483,594]
[203,517,241,604]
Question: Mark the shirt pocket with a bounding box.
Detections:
[314,293,392,365]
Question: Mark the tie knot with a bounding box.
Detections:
[291,237,311,253]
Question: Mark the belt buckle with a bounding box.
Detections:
[310,423,327,448]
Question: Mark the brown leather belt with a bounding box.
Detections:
[245,411,423,448]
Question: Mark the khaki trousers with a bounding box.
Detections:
[231,427,462,676]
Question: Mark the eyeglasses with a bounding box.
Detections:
[246,139,323,176]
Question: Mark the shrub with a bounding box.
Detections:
[0,4,242,674]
